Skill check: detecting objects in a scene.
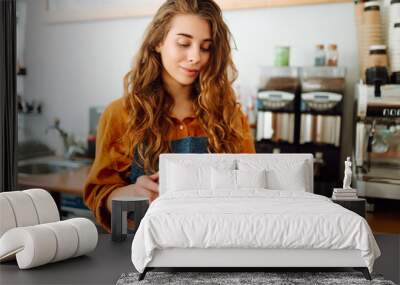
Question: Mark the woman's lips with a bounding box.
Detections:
[180,67,199,77]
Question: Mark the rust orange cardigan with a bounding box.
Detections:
[83,97,256,232]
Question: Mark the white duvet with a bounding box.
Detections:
[131,190,380,273]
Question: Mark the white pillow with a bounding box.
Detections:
[166,162,210,191]
[211,168,267,190]
[211,168,236,190]
[238,159,309,191]
[165,159,236,192]
[237,169,267,189]
[265,162,307,191]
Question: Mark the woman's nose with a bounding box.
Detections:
[187,46,201,64]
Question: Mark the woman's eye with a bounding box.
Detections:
[177,42,210,52]
[178,43,190,47]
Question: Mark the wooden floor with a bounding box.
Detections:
[367,211,400,235]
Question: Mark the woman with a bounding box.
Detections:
[84,0,255,232]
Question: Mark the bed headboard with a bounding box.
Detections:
[159,153,314,194]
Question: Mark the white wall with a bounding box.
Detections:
[20,0,358,159]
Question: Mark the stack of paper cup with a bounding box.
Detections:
[390,0,400,23]
[355,2,365,79]
[368,45,389,68]
[389,1,400,79]
[392,23,400,70]
[381,0,395,45]
[360,2,385,80]
[364,2,384,46]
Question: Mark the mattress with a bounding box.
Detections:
[131,190,380,273]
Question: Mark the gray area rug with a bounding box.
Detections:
[116,271,396,285]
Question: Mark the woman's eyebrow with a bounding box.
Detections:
[176,33,212,42]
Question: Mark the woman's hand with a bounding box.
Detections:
[135,172,159,202]
[106,172,159,213]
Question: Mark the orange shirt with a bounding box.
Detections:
[83,97,256,232]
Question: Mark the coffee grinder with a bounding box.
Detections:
[298,67,347,197]
[255,66,301,154]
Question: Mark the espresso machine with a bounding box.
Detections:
[355,83,400,201]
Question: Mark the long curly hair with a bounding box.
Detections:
[123,0,243,174]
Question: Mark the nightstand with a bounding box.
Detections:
[111,197,149,242]
[331,198,366,218]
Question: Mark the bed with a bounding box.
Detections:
[131,154,380,281]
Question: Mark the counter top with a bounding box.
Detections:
[18,157,91,196]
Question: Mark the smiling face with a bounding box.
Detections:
[156,14,212,87]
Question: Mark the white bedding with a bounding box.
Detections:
[131,190,380,273]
